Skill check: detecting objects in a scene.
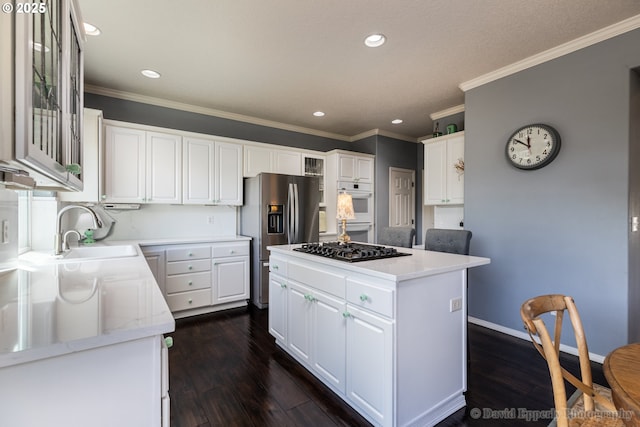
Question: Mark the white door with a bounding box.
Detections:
[215,142,243,205]
[146,132,182,204]
[183,137,215,204]
[104,126,146,203]
[346,305,393,426]
[268,275,288,343]
[389,167,415,227]
[212,256,249,304]
[312,290,346,393]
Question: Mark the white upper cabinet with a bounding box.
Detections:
[243,144,303,177]
[215,141,243,205]
[183,137,243,205]
[103,125,181,204]
[9,0,85,190]
[337,153,374,183]
[423,132,464,205]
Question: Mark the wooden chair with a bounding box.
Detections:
[378,226,415,248]
[424,228,471,255]
[520,295,624,427]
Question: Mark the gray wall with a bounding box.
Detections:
[465,28,640,355]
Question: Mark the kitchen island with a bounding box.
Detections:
[267,243,490,427]
[0,248,175,427]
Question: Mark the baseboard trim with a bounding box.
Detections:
[468,316,605,364]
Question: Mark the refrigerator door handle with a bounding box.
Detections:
[293,183,300,242]
[287,183,294,244]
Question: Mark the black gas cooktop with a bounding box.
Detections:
[293,242,411,263]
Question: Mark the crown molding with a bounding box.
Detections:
[429,104,465,121]
[84,84,352,142]
[459,14,640,92]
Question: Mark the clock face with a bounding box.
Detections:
[505,124,561,170]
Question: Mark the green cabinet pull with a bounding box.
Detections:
[342,312,352,318]
[360,294,368,302]
[188,281,193,286]
[188,299,193,304]
[188,265,193,270]
[279,283,287,289]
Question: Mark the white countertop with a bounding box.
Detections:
[267,244,491,281]
[0,245,177,368]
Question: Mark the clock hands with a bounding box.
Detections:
[513,138,531,148]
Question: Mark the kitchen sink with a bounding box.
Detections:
[61,244,139,261]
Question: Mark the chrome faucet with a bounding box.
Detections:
[55,205,102,255]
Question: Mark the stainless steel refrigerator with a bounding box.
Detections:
[241,173,320,308]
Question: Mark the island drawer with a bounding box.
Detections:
[165,271,211,294]
[212,242,249,258]
[166,246,211,262]
[269,256,288,277]
[166,288,211,312]
[166,259,211,276]
[346,279,394,318]
[288,261,345,298]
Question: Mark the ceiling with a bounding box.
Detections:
[77,0,640,141]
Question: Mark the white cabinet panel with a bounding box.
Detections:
[183,137,215,204]
[268,274,288,343]
[146,132,182,204]
[423,132,464,205]
[104,126,146,203]
[215,142,243,205]
[212,256,249,304]
[273,150,302,175]
[244,145,273,177]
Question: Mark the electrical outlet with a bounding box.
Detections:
[449,297,462,312]
[207,216,215,224]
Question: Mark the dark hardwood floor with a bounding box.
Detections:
[168,306,607,427]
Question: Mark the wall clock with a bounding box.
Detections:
[505,124,561,170]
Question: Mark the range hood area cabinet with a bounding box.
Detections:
[422,132,465,205]
[1,0,86,191]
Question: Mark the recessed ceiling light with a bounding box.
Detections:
[364,33,386,48]
[391,119,403,124]
[141,69,161,79]
[313,111,325,117]
[83,22,101,36]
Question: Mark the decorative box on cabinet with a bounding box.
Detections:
[423,132,464,205]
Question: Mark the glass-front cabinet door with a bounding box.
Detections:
[14,0,84,191]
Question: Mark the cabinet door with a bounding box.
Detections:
[423,139,447,205]
[268,274,288,343]
[144,249,166,297]
[312,291,346,393]
[104,126,146,203]
[355,157,374,183]
[446,135,465,204]
[146,132,182,204]
[273,150,302,176]
[215,142,243,205]
[183,137,215,204]
[244,145,273,177]
[287,281,313,363]
[346,305,393,426]
[212,256,249,304]
[337,155,356,181]
[59,109,103,202]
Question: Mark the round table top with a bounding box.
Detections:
[604,342,640,427]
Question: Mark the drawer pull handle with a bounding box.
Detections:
[360,294,368,302]
[279,283,287,289]
[304,294,316,302]
[272,265,279,270]
[188,252,193,257]
[230,250,235,254]
[188,265,193,270]
[342,312,353,319]
[188,281,193,286]
[188,299,193,304]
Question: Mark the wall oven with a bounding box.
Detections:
[338,181,373,223]
[345,222,374,243]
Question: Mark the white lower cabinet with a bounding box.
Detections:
[268,252,468,427]
[142,240,250,318]
[0,335,168,427]
[345,304,393,426]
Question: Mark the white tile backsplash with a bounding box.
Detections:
[434,205,464,230]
